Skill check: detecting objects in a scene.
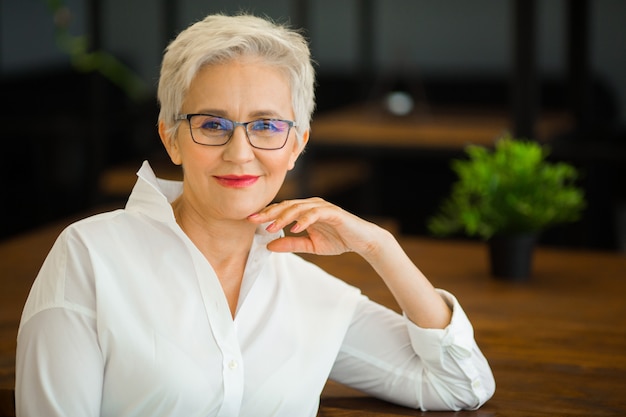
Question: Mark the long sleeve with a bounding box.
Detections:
[16,226,105,417]
[16,308,104,417]
[329,290,495,411]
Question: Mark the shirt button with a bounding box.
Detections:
[228,360,238,370]
[472,379,481,389]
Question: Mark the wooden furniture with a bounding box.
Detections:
[299,103,574,223]
[309,103,572,152]
[2,216,625,416]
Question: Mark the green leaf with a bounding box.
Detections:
[427,135,586,240]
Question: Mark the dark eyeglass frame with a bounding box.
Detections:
[175,113,297,150]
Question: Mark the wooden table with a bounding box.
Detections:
[2,216,626,416]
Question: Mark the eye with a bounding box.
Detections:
[195,116,232,132]
[249,119,288,134]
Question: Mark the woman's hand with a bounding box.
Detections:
[248,197,387,257]
[250,197,452,328]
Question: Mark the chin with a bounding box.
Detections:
[220,202,266,221]
[219,187,278,219]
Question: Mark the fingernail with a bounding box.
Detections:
[290,223,301,233]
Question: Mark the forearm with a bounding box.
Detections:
[359,228,452,329]
[332,292,495,411]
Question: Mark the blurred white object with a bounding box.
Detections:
[385,91,414,116]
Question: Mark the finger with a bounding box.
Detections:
[266,236,314,253]
[282,205,330,233]
[248,198,317,223]
[262,199,329,232]
[274,202,337,234]
[247,202,283,222]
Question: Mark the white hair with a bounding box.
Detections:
[157,13,316,145]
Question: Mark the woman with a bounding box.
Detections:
[16,13,495,417]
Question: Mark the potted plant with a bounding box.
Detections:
[427,135,586,280]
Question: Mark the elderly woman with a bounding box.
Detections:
[15,13,494,417]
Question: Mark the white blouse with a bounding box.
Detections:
[16,161,494,417]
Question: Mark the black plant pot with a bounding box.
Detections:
[488,234,537,281]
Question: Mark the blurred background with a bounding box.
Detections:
[1,0,625,250]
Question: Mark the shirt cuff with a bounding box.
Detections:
[404,289,476,364]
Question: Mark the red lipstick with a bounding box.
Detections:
[214,175,259,188]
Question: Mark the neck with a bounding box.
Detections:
[172,197,258,318]
[172,197,257,265]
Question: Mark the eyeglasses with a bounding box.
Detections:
[175,114,296,150]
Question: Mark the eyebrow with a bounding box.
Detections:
[193,109,288,120]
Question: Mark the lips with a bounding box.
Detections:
[214,175,260,188]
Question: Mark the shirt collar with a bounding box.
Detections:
[125,160,181,223]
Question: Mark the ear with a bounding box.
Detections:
[158,120,182,166]
[287,129,309,171]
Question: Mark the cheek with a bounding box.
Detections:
[267,154,294,175]
[258,153,297,187]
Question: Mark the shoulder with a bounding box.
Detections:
[60,207,172,251]
[20,209,160,323]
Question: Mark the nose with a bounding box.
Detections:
[222,125,255,162]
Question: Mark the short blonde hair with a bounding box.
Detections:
[157,13,316,145]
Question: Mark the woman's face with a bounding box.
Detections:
[160,59,308,222]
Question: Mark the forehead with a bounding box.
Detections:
[184,59,293,117]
